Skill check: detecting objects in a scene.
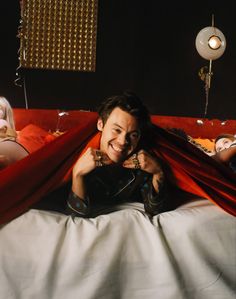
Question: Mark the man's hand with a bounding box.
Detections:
[122,150,164,193]
[72,147,112,178]
[72,147,112,199]
[122,150,161,174]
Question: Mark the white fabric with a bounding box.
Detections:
[0,200,235,299]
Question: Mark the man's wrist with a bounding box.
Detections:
[152,171,164,193]
[67,191,89,216]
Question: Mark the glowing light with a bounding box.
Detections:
[208,35,222,50]
[195,26,226,60]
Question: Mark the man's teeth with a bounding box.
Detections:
[112,145,122,152]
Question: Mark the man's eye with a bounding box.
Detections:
[130,133,139,140]
[112,128,121,134]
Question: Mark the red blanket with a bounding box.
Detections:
[1,117,235,224]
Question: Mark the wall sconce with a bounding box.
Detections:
[195,15,226,117]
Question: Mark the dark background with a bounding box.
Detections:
[0,1,235,119]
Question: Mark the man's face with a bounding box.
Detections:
[215,137,234,152]
[97,107,141,163]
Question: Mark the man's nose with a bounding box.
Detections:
[117,133,129,145]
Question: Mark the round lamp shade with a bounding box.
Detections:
[195,26,226,60]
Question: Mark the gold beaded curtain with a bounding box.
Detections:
[19,0,98,72]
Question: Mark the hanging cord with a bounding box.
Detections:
[15,11,29,109]
[199,60,213,118]
[14,67,29,110]
[23,76,29,109]
[204,78,209,118]
[203,59,213,118]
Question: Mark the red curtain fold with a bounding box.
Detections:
[0,117,98,225]
[152,126,236,215]
[0,118,235,225]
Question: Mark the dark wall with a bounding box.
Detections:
[0,1,236,119]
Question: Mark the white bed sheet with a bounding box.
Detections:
[0,200,235,299]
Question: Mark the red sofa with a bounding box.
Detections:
[13,108,236,154]
[14,108,236,138]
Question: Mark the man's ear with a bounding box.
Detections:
[97,118,104,131]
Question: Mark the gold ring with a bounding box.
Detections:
[96,151,102,161]
[133,159,140,169]
[132,154,140,169]
[96,160,103,167]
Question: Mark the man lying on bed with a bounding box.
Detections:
[32,92,236,218]
[66,92,168,217]
[34,92,169,217]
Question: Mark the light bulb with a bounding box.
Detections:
[208,35,222,50]
[195,26,226,60]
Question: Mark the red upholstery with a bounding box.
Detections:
[13,108,236,138]
[17,124,56,153]
[13,109,97,131]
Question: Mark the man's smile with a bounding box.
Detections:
[110,143,125,153]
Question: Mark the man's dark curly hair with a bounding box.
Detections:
[97,91,152,134]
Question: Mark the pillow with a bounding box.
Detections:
[17,124,57,153]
